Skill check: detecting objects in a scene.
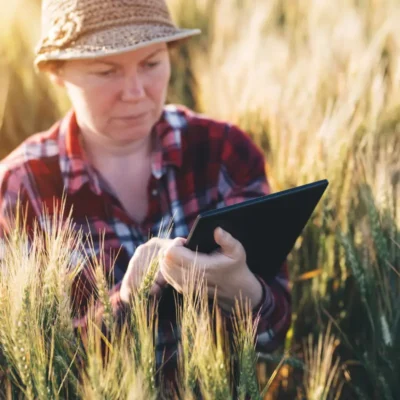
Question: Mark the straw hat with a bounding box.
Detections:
[34,0,201,70]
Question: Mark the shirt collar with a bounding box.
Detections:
[58,110,102,196]
[151,105,185,178]
[58,106,185,195]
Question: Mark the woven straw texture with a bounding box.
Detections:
[35,0,200,69]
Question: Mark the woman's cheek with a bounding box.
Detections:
[148,65,170,101]
[86,87,117,119]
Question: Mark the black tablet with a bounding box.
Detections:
[185,179,329,282]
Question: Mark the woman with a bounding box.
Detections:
[0,0,291,385]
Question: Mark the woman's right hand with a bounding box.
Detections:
[119,237,174,304]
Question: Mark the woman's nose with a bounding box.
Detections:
[121,71,145,102]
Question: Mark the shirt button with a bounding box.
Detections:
[151,188,158,196]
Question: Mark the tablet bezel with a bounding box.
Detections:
[185,179,329,281]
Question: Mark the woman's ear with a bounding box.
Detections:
[48,71,65,87]
[45,61,66,87]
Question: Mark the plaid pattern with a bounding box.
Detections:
[0,104,291,378]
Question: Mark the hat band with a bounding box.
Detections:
[37,12,176,54]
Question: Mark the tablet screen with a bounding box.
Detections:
[185,180,328,282]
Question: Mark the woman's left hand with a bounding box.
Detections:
[160,227,263,312]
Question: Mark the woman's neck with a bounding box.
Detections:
[79,128,153,168]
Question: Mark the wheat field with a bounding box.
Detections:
[0,0,399,398]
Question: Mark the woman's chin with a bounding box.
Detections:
[110,127,152,145]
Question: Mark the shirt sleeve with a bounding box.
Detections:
[0,166,25,237]
[216,124,292,352]
[0,163,128,332]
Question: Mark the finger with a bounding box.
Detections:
[149,281,164,297]
[158,237,185,258]
[214,227,242,258]
[159,260,181,288]
[149,271,168,297]
[148,237,172,247]
[164,240,195,266]
[148,238,171,258]
[137,238,174,261]
[171,237,187,246]
[155,270,168,287]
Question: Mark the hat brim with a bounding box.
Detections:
[35,24,201,70]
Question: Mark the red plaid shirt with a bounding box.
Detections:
[0,105,291,379]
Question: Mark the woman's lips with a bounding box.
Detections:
[113,111,150,126]
[116,111,149,121]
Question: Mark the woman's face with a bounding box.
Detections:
[54,43,171,145]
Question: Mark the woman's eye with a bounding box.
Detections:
[145,61,160,69]
[94,70,116,77]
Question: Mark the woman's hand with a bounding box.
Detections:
[160,228,263,312]
[120,237,173,304]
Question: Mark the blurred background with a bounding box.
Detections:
[1,0,399,398]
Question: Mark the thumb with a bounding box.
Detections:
[214,227,240,258]
[149,271,167,297]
